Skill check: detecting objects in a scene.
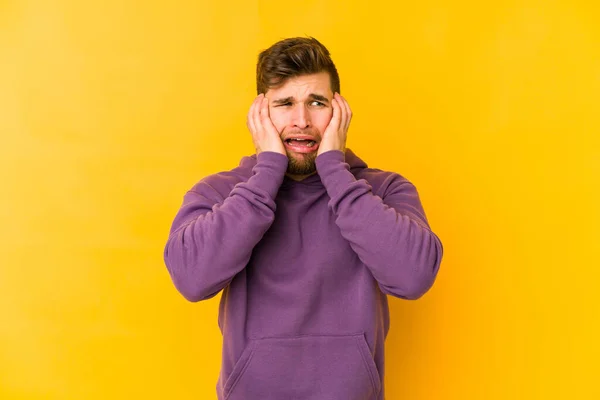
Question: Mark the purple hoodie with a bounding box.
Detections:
[164,149,443,400]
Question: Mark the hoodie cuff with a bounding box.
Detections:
[249,151,289,199]
[315,150,358,197]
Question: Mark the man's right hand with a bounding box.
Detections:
[246,93,286,156]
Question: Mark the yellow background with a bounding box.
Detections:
[1,0,599,398]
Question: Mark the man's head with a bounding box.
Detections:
[256,37,340,96]
[256,37,340,178]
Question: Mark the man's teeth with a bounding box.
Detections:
[287,139,316,146]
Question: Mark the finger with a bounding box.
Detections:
[250,94,264,131]
[339,93,352,132]
[252,95,265,135]
[335,93,347,133]
[335,93,348,131]
[329,97,342,133]
[259,96,278,135]
[247,95,261,133]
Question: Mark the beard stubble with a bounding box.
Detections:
[286,150,318,175]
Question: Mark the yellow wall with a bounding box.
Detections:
[1,0,599,398]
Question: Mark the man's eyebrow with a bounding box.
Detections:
[271,96,294,105]
[308,93,330,104]
[271,93,330,105]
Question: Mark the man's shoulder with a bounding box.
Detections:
[345,149,414,194]
[188,158,255,199]
[355,165,414,196]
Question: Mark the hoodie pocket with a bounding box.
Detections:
[224,333,381,400]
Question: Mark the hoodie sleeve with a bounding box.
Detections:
[163,151,288,302]
[315,150,443,300]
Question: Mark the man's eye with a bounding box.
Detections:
[277,101,324,107]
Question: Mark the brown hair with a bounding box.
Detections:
[256,37,340,95]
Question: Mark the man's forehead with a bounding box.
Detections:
[269,87,332,101]
[270,73,332,95]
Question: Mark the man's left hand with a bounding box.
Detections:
[317,92,352,156]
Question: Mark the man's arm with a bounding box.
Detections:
[164,151,288,302]
[164,94,288,302]
[315,151,443,300]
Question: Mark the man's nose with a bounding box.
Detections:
[292,105,310,128]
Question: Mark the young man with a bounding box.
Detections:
[164,37,444,400]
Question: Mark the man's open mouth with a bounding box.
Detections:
[285,138,317,147]
[284,138,319,153]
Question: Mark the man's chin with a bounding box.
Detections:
[286,156,317,176]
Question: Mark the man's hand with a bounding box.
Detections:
[247,93,286,155]
[317,92,352,156]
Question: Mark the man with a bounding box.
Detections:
[164,37,443,400]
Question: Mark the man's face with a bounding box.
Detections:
[265,72,334,178]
